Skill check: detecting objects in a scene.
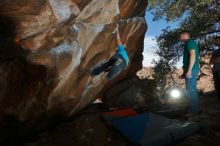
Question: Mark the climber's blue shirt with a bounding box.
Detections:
[115,45,129,65]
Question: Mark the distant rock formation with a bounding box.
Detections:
[137,66,214,93]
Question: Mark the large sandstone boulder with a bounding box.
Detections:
[103,77,157,109]
[0,0,147,127]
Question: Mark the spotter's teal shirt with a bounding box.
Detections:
[183,39,200,71]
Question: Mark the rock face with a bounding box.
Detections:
[103,77,157,109]
[0,0,147,127]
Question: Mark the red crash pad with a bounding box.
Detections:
[103,108,138,121]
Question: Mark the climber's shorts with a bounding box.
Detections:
[107,54,127,80]
[91,54,127,80]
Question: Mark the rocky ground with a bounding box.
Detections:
[176,92,220,146]
[24,91,220,146]
[25,104,128,146]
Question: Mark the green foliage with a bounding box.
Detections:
[148,0,215,21]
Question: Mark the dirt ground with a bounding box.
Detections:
[25,92,220,146]
[176,92,220,146]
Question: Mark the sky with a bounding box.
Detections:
[143,11,181,67]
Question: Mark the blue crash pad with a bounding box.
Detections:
[110,113,199,146]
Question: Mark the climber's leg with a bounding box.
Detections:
[104,56,118,72]
[107,57,126,80]
[91,57,116,77]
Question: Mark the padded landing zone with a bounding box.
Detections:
[103,109,199,146]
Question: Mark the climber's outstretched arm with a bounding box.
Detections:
[116,28,123,46]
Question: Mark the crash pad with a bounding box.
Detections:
[103,108,138,121]
[110,113,199,146]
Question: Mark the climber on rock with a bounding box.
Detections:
[91,24,129,80]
